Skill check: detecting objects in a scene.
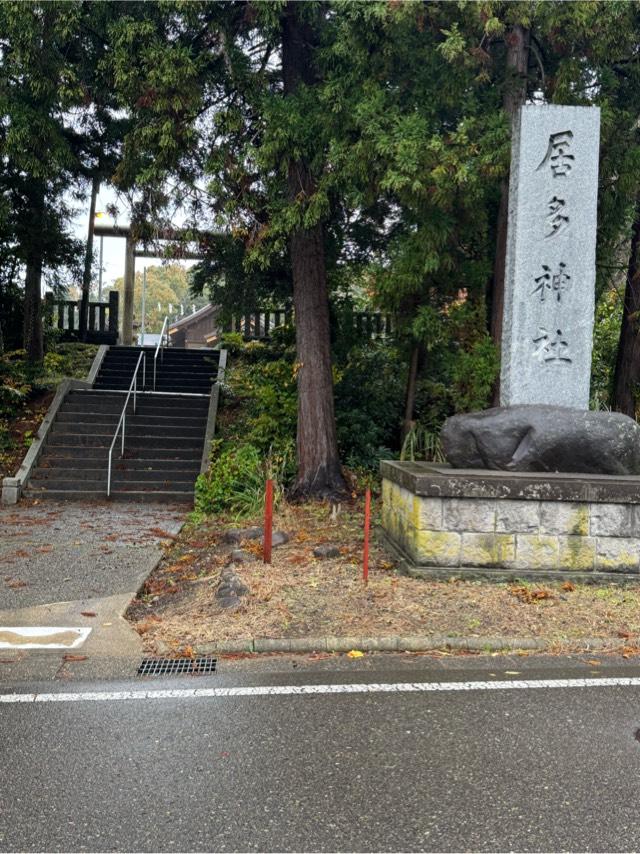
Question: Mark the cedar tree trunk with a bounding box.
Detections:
[79,173,100,340]
[402,344,420,441]
[490,24,530,402]
[282,2,346,497]
[23,183,45,363]
[612,199,640,416]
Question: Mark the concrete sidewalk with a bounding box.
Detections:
[0,501,185,683]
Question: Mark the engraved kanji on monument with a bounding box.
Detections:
[500,104,600,409]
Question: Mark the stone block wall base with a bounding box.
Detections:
[378,529,640,585]
[380,461,640,582]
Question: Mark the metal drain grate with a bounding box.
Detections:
[137,657,217,677]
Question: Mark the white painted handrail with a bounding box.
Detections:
[107,350,146,497]
[153,316,170,390]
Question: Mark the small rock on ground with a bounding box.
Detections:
[227,549,252,564]
[222,527,263,544]
[217,571,249,598]
[217,596,243,610]
[272,531,289,547]
[313,544,341,559]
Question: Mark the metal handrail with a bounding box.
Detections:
[107,350,146,497]
[153,316,170,390]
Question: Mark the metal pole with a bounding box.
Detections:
[363,488,371,584]
[263,479,274,564]
[98,235,104,301]
[141,266,147,345]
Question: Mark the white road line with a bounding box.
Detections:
[1,676,640,704]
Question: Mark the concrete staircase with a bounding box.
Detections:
[93,345,217,394]
[23,346,222,503]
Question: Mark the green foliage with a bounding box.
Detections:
[222,339,298,470]
[414,301,499,431]
[591,287,624,409]
[0,343,97,419]
[195,442,265,518]
[400,427,446,464]
[334,341,405,470]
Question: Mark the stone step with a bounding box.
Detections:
[50,421,205,438]
[69,389,209,403]
[29,475,195,490]
[109,345,218,355]
[32,467,198,483]
[39,446,201,460]
[23,486,194,503]
[97,369,214,382]
[47,433,203,449]
[38,455,201,470]
[65,394,209,411]
[92,380,211,392]
[55,412,207,427]
[61,405,209,421]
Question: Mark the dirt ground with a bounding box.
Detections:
[125,497,640,656]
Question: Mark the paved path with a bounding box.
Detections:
[3,658,640,852]
[0,501,185,681]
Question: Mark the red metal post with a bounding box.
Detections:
[363,487,371,583]
[263,478,274,564]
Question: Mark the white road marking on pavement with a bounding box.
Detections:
[0,626,91,649]
[2,676,640,704]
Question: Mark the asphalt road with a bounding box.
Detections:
[3,661,640,852]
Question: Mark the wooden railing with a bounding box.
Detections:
[44,291,119,344]
[224,308,393,341]
[224,309,293,341]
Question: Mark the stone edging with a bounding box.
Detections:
[85,344,109,385]
[193,634,639,655]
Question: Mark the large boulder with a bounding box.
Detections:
[442,405,640,476]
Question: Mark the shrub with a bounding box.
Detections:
[195,442,265,518]
[334,340,405,470]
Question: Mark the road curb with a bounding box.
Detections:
[193,634,639,656]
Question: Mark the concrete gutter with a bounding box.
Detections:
[200,349,227,475]
[1,378,91,504]
[193,634,636,655]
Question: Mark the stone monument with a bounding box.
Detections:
[501,105,600,409]
[381,103,640,580]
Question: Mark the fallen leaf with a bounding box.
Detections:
[586,659,601,666]
[509,585,552,604]
[618,630,632,639]
[5,578,27,589]
[62,654,88,662]
[80,611,97,617]
[561,581,576,592]
[347,649,365,658]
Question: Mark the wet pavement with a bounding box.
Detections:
[3,655,640,852]
[0,501,186,681]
